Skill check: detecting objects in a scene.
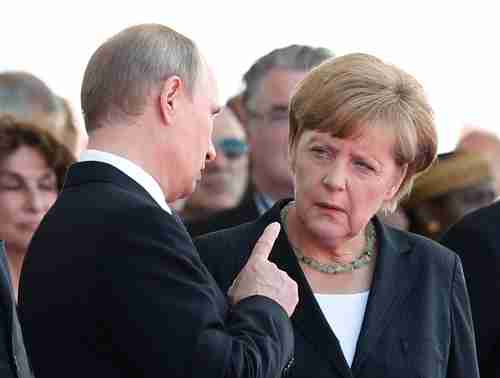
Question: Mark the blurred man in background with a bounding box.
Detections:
[182,107,249,226]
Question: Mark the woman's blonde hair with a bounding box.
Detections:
[289,53,437,210]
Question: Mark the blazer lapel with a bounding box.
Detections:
[269,208,353,378]
[350,219,420,376]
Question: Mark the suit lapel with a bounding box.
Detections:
[268,205,353,378]
[350,220,419,376]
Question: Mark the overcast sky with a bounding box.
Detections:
[3,0,499,151]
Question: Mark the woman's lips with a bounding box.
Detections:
[316,201,346,213]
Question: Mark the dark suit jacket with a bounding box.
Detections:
[441,201,500,378]
[195,200,480,378]
[0,241,32,378]
[18,162,294,378]
[186,187,260,237]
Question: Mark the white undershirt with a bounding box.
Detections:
[79,149,171,214]
[314,291,369,367]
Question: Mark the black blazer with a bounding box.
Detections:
[195,200,480,378]
[0,241,32,378]
[18,162,293,378]
[186,187,260,237]
[441,201,500,378]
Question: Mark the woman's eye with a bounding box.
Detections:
[311,147,329,158]
[40,179,57,192]
[355,160,374,171]
[0,178,21,190]
[0,183,21,190]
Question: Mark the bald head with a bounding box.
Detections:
[81,23,202,130]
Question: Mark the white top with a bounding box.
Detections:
[79,149,171,214]
[314,291,370,367]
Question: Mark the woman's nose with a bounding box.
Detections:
[321,164,346,191]
[25,190,49,213]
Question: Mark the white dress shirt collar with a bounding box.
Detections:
[79,149,171,214]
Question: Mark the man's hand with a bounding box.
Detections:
[228,222,298,316]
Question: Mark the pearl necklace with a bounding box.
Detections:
[280,201,376,274]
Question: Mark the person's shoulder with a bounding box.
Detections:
[187,196,259,237]
[383,222,458,267]
[194,217,264,255]
[450,200,500,233]
[442,201,500,262]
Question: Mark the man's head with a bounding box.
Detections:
[0,71,60,125]
[81,24,220,202]
[181,107,249,221]
[0,72,86,157]
[242,45,333,201]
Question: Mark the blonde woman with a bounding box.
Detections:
[196,53,479,378]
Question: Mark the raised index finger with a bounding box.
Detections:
[251,222,281,261]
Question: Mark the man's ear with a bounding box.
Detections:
[159,76,183,125]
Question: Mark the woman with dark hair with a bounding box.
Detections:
[0,117,74,296]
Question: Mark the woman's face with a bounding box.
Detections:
[0,146,58,252]
[290,127,406,245]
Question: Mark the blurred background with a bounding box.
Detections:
[2,0,498,152]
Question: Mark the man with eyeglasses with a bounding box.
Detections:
[188,44,334,237]
[181,107,250,226]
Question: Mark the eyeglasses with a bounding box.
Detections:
[247,105,289,128]
[215,138,249,159]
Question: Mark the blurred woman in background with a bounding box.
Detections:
[0,117,74,296]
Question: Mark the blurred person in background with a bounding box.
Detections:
[457,128,500,198]
[189,44,333,236]
[226,92,247,126]
[0,71,88,158]
[441,200,500,378]
[182,107,249,226]
[196,53,479,377]
[0,117,74,296]
[0,240,32,378]
[403,151,496,240]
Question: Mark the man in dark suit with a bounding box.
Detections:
[0,241,32,378]
[187,44,334,236]
[441,200,500,377]
[18,24,297,378]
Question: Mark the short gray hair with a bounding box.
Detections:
[242,44,334,112]
[81,23,201,130]
[0,71,60,118]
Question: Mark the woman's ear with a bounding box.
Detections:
[385,164,408,199]
[288,143,297,174]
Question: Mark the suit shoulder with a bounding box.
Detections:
[195,220,263,259]
[187,202,258,237]
[391,226,458,268]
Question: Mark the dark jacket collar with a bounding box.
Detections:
[259,200,418,377]
[64,161,161,209]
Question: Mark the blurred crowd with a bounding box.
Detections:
[1,32,500,378]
